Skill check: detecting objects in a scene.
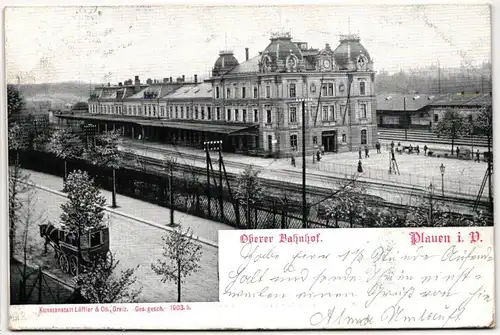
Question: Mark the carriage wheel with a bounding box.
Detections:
[69,256,79,276]
[59,254,69,274]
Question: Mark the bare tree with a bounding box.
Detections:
[76,253,142,303]
[151,225,203,302]
[9,164,31,260]
[235,166,263,228]
[48,127,84,185]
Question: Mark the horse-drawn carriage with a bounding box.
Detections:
[39,222,110,276]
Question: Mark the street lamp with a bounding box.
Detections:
[440,163,445,197]
[296,97,313,228]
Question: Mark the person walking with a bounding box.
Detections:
[391,141,395,150]
[316,150,321,162]
[291,149,296,167]
[364,145,370,158]
[376,141,381,154]
[358,146,362,159]
[476,149,481,162]
[320,144,325,156]
[424,145,428,156]
[357,160,363,173]
[456,147,460,158]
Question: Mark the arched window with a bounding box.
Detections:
[361,129,367,145]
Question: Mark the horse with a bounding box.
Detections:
[39,222,59,255]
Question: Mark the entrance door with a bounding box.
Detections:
[322,131,337,152]
[268,135,273,152]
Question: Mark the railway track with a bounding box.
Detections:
[378,128,490,148]
[121,148,490,216]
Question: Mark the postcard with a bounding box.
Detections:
[5,3,494,330]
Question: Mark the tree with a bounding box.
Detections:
[235,166,263,229]
[151,225,203,302]
[76,253,142,303]
[60,170,107,234]
[8,164,32,260]
[324,179,368,228]
[8,123,28,165]
[84,130,122,208]
[7,84,25,118]
[48,127,84,185]
[435,109,471,155]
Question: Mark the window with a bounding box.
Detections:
[253,87,258,99]
[160,106,165,117]
[328,83,334,96]
[340,104,346,119]
[266,85,271,98]
[133,106,136,114]
[266,110,272,124]
[208,106,212,120]
[289,83,296,98]
[227,109,231,121]
[216,86,220,99]
[90,231,102,248]
[342,134,347,143]
[111,106,115,113]
[289,106,297,123]
[434,114,439,122]
[323,106,329,121]
[329,105,335,120]
[360,81,366,95]
[195,106,199,119]
[360,104,367,118]
[242,87,246,99]
[361,129,367,145]
[186,106,190,118]
[216,107,221,120]
[175,106,179,118]
[226,88,231,99]
[235,109,239,121]
[313,136,318,145]
[153,105,156,116]
[242,109,247,123]
[254,109,259,122]
[290,134,298,148]
[169,106,173,118]
[322,84,328,96]
[469,114,473,122]
[201,106,205,119]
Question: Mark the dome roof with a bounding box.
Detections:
[333,34,371,70]
[212,50,239,76]
[262,33,303,66]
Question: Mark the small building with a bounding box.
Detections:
[376,93,434,129]
[427,92,492,127]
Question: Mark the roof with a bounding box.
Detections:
[428,92,492,107]
[165,83,212,99]
[227,56,260,74]
[55,113,257,135]
[376,94,434,112]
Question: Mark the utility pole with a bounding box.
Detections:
[296,98,312,228]
[437,59,441,94]
[168,161,174,226]
[404,96,408,140]
[218,141,224,221]
[204,141,212,218]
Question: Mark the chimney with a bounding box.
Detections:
[194,74,198,83]
[134,75,140,91]
[163,78,168,83]
[182,75,185,82]
[146,78,153,85]
[245,47,249,61]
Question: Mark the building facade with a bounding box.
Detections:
[82,32,377,157]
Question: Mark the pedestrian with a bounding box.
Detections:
[391,141,395,149]
[376,141,381,153]
[391,148,396,161]
[291,149,296,167]
[321,144,325,156]
[316,150,321,162]
[416,145,420,155]
[476,150,480,162]
[364,145,369,158]
[398,142,401,148]
[358,146,362,159]
[424,145,428,156]
[357,160,363,173]
[456,147,460,158]
[409,144,413,154]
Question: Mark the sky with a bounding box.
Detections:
[4,4,491,84]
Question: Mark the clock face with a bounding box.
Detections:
[323,59,331,68]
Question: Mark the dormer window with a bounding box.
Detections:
[360,81,366,95]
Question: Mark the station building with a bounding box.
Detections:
[66,32,378,157]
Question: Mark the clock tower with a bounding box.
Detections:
[316,43,337,72]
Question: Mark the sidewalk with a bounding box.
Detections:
[25,169,235,245]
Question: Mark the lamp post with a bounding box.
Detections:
[440,163,445,197]
[428,182,434,225]
[296,98,312,229]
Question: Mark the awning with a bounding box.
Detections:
[56,113,259,135]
